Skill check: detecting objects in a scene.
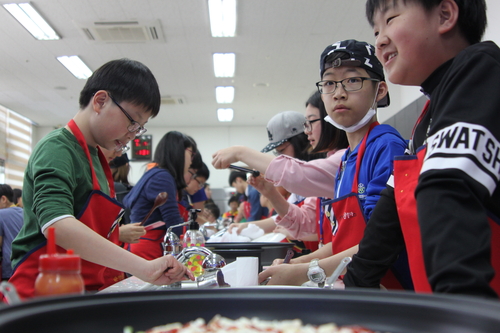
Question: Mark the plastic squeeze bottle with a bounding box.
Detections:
[182,221,206,277]
[34,227,84,297]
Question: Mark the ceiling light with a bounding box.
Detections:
[57,56,92,79]
[3,3,60,40]
[208,0,236,37]
[213,53,235,77]
[217,108,234,122]
[216,86,235,103]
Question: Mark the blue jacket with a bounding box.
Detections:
[334,124,407,221]
[123,167,183,232]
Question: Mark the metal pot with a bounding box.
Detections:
[1,288,500,333]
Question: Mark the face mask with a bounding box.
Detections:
[324,82,380,133]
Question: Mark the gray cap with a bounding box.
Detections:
[261,111,305,153]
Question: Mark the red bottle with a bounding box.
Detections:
[34,228,84,297]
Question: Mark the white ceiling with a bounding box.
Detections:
[0,0,378,128]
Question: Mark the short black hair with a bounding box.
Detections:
[229,171,247,186]
[205,203,221,219]
[0,184,14,203]
[366,0,487,45]
[196,163,210,180]
[228,195,240,205]
[153,131,197,194]
[79,58,161,117]
[306,91,349,153]
[12,188,22,204]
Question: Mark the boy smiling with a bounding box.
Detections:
[343,0,500,298]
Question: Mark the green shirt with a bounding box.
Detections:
[11,128,109,267]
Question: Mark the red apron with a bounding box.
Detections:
[9,120,125,299]
[395,135,500,294]
[316,198,333,247]
[327,122,377,255]
[325,122,403,289]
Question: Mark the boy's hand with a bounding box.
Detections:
[227,222,250,234]
[258,263,309,286]
[118,223,146,244]
[141,255,194,285]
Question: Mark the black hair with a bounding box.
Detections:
[366,0,486,45]
[196,163,210,180]
[228,195,240,205]
[190,151,203,172]
[79,58,161,117]
[12,188,22,205]
[306,91,349,153]
[286,132,312,161]
[0,184,14,203]
[229,171,247,186]
[153,131,197,195]
[204,203,221,220]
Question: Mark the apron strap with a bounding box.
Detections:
[350,121,379,192]
[67,119,114,195]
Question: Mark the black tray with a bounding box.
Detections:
[205,242,294,268]
[1,288,500,333]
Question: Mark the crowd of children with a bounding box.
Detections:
[5,0,499,301]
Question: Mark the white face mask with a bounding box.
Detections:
[324,82,380,133]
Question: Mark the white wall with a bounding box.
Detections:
[31,0,500,189]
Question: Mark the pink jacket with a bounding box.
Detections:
[264,149,345,198]
[266,149,345,239]
[275,196,317,239]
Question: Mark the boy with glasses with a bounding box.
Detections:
[258,40,411,289]
[9,59,193,299]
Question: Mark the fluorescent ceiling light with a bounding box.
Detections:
[208,0,236,37]
[217,108,234,122]
[3,3,60,40]
[57,56,92,79]
[216,86,235,103]
[213,53,235,77]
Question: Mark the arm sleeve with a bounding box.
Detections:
[362,136,406,220]
[416,46,500,298]
[264,150,344,198]
[275,197,317,239]
[343,186,405,288]
[148,172,183,225]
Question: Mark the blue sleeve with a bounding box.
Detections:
[246,185,268,221]
[125,169,183,228]
[362,134,406,220]
[189,188,208,203]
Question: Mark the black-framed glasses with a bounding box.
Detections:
[316,77,379,94]
[304,118,321,132]
[109,94,147,136]
[188,170,205,189]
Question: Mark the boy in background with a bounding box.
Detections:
[343,0,500,299]
[9,59,192,298]
[222,196,240,220]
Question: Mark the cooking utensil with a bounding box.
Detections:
[282,248,294,264]
[228,165,260,177]
[144,221,166,231]
[2,289,500,332]
[325,256,352,289]
[139,192,168,226]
